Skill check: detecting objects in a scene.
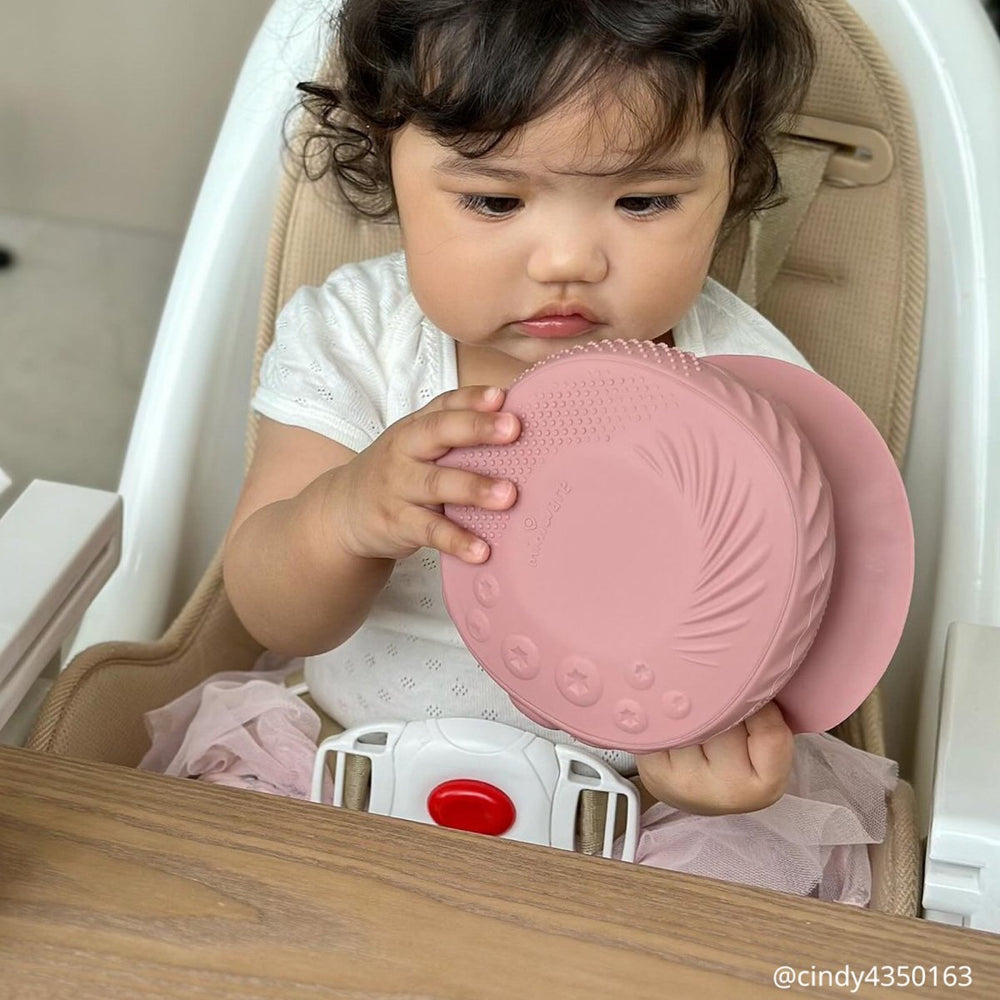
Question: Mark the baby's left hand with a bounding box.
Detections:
[634,702,794,816]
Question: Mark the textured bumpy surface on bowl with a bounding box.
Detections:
[439,341,840,751]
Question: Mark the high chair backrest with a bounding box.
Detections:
[59,0,1000,816]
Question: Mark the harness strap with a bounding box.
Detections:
[735,138,836,307]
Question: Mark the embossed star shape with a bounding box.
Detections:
[631,663,652,684]
[617,707,641,730]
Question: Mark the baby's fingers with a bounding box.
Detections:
[395,387,520,461]
[402,505,492,563]
[409,463,517,511]
[401,407,520,461]
[426,384,507,414]
[743,702,794,781]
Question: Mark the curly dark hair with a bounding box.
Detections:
[290,0,815,225]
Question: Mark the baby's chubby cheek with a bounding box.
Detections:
[407,266,487,340]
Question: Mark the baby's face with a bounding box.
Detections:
[391,93,733,378]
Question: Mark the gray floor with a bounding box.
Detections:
[0,212,178,514]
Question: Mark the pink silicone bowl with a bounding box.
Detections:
[439,340,913,752]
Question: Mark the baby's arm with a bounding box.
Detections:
[223,385,519,656]
[634,702,794,815]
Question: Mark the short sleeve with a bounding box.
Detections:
[252,267,391,452]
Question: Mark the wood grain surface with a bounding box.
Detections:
[1,745,998,999]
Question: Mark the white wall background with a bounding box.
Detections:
[0,0,273,236]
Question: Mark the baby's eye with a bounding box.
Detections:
[458,194,522,217]
[616,194,681,217]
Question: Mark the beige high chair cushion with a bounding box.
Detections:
[29,0,924,916]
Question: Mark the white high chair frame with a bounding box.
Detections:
[2,0,1000,928]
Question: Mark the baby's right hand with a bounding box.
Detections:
[323,385,520,564]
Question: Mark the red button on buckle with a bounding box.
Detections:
[427,779,516,836]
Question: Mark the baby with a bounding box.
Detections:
[222,0,896,897]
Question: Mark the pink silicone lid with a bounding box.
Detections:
[439,341,913,752]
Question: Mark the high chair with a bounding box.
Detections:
[6,0,1000,923]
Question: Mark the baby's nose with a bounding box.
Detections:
[526,224,609,284]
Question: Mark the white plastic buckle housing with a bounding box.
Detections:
[312,718,639,861]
